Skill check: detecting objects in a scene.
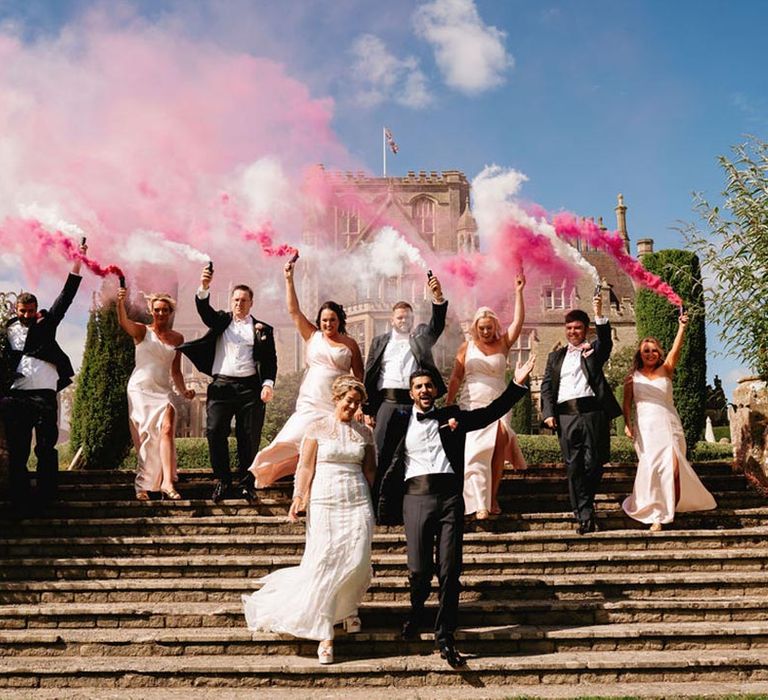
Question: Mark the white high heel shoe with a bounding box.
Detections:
[343,615,362,633]
[317,641,334,664]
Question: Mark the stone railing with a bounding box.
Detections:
[730,376,768,497]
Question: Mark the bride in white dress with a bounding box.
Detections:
[622,313,716,530]
[249,259,363,489]
[117,288,195,501]
[242,376,375,664]
[446,274,527,519]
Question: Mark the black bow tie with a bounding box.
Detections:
[416,410,438,422]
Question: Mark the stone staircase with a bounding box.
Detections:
[2,460,768,698]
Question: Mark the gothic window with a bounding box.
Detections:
[543,282,566,310]
[347,321,366,353]
[382,276,400,303]
[412,197,436,239]
[335,205,360,249]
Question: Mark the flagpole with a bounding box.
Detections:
[382,127,387,177]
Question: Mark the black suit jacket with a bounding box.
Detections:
[178,294,277,383]
[2,273,82,393]
[539,320,622,422]
[363,301,447,415]
[376,379,528,525]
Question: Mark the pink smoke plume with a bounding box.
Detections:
[0,12,351,293]
[2,217,124,281]
[218,193,298,258]
[552,213,683,307]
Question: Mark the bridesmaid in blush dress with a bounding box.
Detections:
[117,288,195,501]
[622,313,716,531]
[249,258,364,488]
[446,273,527,520]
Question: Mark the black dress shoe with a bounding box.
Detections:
[438,643,466,668]
[211,481,228,504]
[240,485,257,504]
[400,620,420,641]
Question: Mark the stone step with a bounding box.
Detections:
[2,547,768,581]
[4,506,768,537]
[2,619,768,657]
[3,526,768,558]
[1,596,766,632]
[50,474,749,501]
[4,489,762,519]
[3,570,767,604]
[1,649,768,688]
[53,462,738,484]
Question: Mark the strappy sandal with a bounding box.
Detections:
[136,490,150,502]
[317,641,334,664]
[161,489,182,501]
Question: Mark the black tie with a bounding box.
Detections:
[416,410,438,422]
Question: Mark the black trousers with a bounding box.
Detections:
[402,486,464,646]
[206,375,265,485]
[557,410,608,523]
[372,399,411,499]
[3,389,59,504]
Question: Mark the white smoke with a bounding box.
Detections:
[122,230,209,266]
[360,225,427,276]
[472,164,600,284]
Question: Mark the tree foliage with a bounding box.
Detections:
[509,386,533,435]
[685,137,768,377]
[635,249,707,449]
[261,370,304,447]
[70,299,135,468]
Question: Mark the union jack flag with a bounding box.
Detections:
[384,127,399,154]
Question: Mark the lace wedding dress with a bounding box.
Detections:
[242,415,374,641]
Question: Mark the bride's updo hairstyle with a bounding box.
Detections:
[331,375,367,404]
[470,306,502,341]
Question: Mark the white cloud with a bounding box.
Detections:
[349,33,432,109]
[413,0,512,95]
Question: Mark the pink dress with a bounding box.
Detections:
[622,372,716,524]
[459,341,526,515]
[249,331,353,488]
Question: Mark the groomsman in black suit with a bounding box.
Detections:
[540,295,622,534]
[179,266,277,503]
[2,244,85,510]
[377,356,535,667]
[363,273,447,495]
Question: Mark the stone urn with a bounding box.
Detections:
[730,376,768,494]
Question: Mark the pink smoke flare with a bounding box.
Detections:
[552,213,683,307]
[2,217,124,278]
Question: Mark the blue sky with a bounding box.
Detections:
[1,0,766,394]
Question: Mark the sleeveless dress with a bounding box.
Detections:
[242,416,374,641]
[459,341,526,515]
[126,328,178,494]
[622,372,716,524]
[250,331,353,487]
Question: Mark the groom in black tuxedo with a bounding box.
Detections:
[540,295,622,534]
[179,266,277,503]
[377,356,534,667]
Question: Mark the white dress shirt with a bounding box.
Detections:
[378,329,417,390]
[7,322,58,391]
[197,287,273,386]
[557,316,607,404]
[404,407,454,480]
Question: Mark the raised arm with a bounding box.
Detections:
[662,313,688,374]
[504,273,526,347]
[623,374,635,439]
[284,261,316,341]
[195,265,221,329]
[425,274,447,341]
[116,287,147,343]
[289,436,318,521]
[446,341,468,405]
